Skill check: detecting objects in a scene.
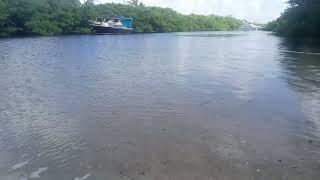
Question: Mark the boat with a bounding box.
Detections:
[89,17,134,34]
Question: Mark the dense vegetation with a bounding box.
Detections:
[0,0,243,37]
[263,0,320,37]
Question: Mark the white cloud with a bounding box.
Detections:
[95,0,287,23]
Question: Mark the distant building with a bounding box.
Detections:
[238,20,261,31]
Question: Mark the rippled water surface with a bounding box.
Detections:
[0,32,320,180]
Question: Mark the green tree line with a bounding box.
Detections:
[0,0,243,37]
[263,0,320,37]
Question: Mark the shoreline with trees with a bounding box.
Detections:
[263,0,320,37]
[0,0,243,38]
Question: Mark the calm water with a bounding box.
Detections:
[0,32,320,180]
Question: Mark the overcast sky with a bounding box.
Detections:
[94,0,287,23]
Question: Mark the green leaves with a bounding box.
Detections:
[0,0,18,37]
[26,14,61,35]
[0,1,243,37]
[264,0,320,37]
[95,4,242,33]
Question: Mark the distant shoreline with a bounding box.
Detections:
[0,2,243,38]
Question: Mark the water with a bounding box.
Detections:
[0,31,319,180]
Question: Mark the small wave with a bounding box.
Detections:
[74,173,91,180]
[281,50,320,55]
[11,161,29,170]
[174,34,244,38]
[29,167,48,178]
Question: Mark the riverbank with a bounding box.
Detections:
[262,0,320,37]
[0,1,243,38]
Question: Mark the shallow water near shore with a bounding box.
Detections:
[0,31,320,180]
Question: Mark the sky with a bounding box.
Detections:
[94,0,288,23]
